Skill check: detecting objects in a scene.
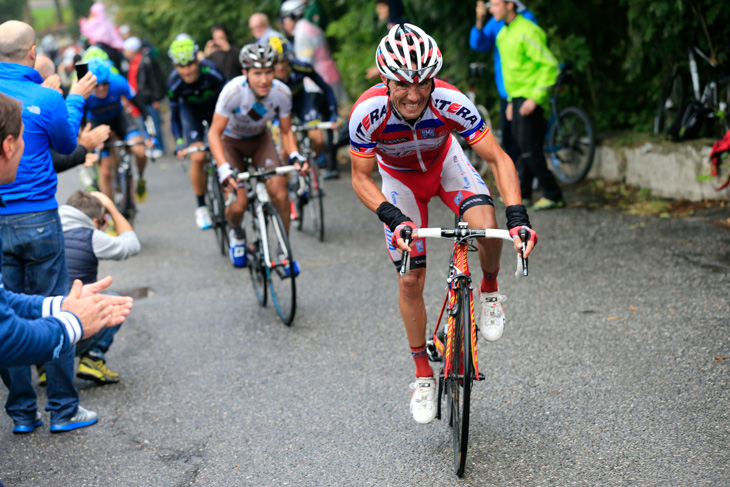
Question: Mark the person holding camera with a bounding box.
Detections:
[203,25,241,81]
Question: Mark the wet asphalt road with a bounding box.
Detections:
[1,156,729,486]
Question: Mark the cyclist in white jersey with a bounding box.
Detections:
[208,43,307,268]
[350,24,538,424]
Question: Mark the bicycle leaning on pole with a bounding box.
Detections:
[654,42,730,140]
[234,164,299,326]
[399,219,529,477]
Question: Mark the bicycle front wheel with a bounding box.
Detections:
[247,206,267,307]
[308,163,325,242]
[445,284,473,477]
[118,159,136,221]
[263,203,296,326]
[546,107,596,184]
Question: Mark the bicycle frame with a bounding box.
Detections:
[432,239,480,381]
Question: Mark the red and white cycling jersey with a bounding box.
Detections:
[349,80,490,171]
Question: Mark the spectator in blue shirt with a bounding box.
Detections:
[0,20,102,434]
[0,90,132,405]
[470,0,537,168]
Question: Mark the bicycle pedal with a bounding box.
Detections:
[426,341,442,362]
[477,372,485,381]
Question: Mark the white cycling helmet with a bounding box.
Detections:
[375,23,443,84]
[281,0,307,19]
[239,43,279,69]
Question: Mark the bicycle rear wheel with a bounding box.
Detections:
[655,67,689,136]
[205,164,228,256]
[308,162,325,242]
[546,107,596,184]
[263,203,296,325]
[445,284,473,477]
[247,206,267,307]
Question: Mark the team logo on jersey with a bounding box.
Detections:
[356,105,388,137]
[454,191,464,206]
[248,102,268,121]
[414,240,425,253]
[26,105,41,115]
[433,98,479,125]
[390,191,399,204]
[420,128,435,139]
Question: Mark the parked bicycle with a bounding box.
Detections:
[654,43,730,140]
[182,145,230,255]
[544,62,596,184]
[400,220,529,477]
[235,165,299,326]
[290,120,338,242]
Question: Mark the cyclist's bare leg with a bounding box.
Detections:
[98,155,114,200]
[265,175,290,232]
[462,204,502,276]
[398,268,428,348]
[188,142,207,198]
[308,129,325,157]
[129,136,147,177]
[225,186,248,229]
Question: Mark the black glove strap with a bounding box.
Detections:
[377,201,410,232]
[505,204,531,230]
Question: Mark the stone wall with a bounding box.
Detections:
[587,140,729,201]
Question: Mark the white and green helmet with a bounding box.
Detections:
[168,35,199,66]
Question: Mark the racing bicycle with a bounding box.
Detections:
[399,221,528,477]
[544,63,596,184]
[236,165,299,326]
[98,139,148,222]
[654,43,730,140]
[290,120,338,242]
[182,145,229,256]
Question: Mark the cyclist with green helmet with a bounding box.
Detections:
[167,35,227,230]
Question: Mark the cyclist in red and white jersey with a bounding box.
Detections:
[350,23,538,424]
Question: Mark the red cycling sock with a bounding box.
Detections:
[410,344,433,378]
[480,265,500,293]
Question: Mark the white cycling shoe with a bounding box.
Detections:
[410,377,437,424]
[195,206,212,230]
[479,291,507,341]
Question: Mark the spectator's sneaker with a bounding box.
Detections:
[77,356,120,384]
[229,229,247,268]
[195,206,212,230]
[50,407,98,433]
[37,364,46,386]
[532,197,565,211]
[322,169,340,180]
[13,412,42,434]
[410,377,437,424]
[136,178,148,203]
[479,291,506,342]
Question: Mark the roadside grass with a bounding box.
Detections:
[31,7,74,32]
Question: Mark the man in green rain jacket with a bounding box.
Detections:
[493,0,565,210]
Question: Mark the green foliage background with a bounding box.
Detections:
[16,0,729,133]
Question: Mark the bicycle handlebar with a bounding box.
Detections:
[291,121,340,132]
[397,226,529,278]
[235,165,298,182]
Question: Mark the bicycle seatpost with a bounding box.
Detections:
[518,228,529,277]
[398,226,413,277]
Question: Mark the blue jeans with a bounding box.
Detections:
[0,209,79,424]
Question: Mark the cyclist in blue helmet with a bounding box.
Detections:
[84,58,154,203]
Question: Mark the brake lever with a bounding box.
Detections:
[518,227,528,277]
[398,226,413,277]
